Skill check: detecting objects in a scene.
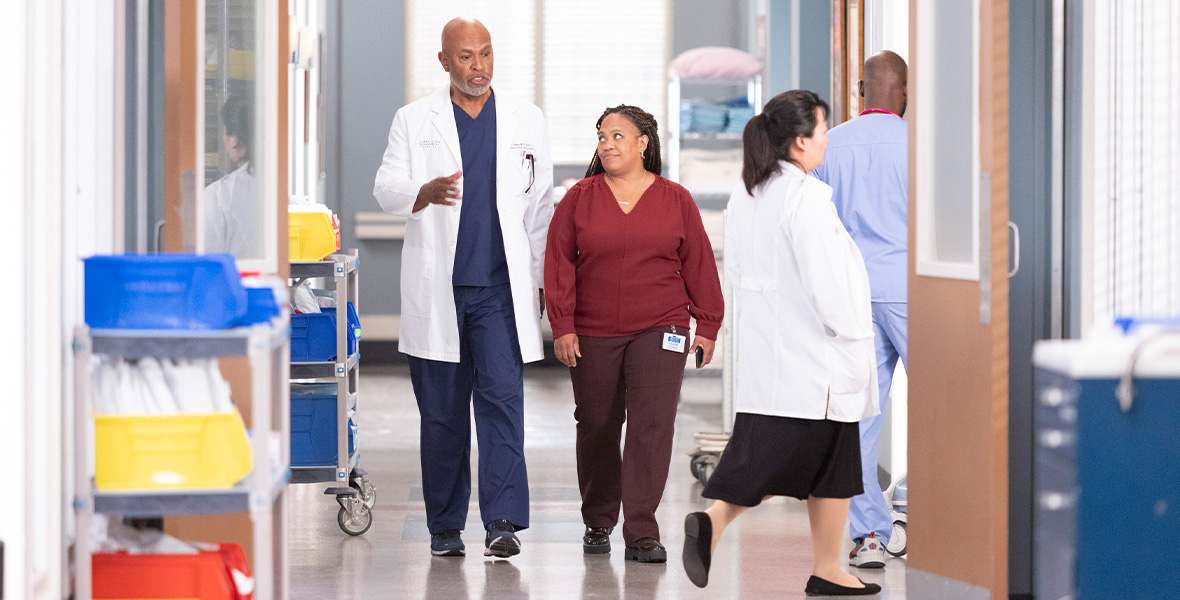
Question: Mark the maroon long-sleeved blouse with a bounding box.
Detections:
[544,174,724,340]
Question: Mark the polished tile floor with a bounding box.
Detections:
[288,364,910,599]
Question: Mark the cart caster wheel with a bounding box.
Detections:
[697,460,715,486]
[338,504,372,536]
[350,479,376,510]
[886,520,907,557]
[691,454,717,486]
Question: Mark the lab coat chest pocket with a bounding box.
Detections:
[400,246,434,318]
[515,160,533,201]
[509,141,537,200]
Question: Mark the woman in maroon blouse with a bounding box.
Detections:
[544,105,724,563]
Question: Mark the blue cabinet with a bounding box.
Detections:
[1034,334,1180,599]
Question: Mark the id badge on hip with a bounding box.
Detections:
[662,332,686,353]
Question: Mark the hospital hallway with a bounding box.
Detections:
[287,364,915,599]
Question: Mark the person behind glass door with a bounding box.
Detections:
[372,17,554,560]
[545,104,724,563]
[204,93,261,258]
[811,50,909,569]
[681,90,881,596]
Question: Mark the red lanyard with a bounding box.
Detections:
[859,108,902,118]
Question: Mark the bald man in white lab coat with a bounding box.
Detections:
[373,17,553,560]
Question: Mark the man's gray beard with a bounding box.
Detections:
[453,78,490,97]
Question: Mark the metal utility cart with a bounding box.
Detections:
[666,74,759,485]
[667,73,762,210]
[688,264,736,487]
[72,317,291,600]
[289,249,375,536]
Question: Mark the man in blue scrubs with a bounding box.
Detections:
[373,17,554,559]
[812,50,909,569]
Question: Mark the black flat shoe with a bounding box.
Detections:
[682,512,712,587]
[804,575,882,596]
[624,537,667,563]
[583,526,612,554]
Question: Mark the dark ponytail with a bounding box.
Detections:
[741,90,829,195]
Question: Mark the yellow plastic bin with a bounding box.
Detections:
[94,408,253,491]
[289,206,340,262]
[226,48,255,80]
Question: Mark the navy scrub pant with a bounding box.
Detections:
[407,283,529,535]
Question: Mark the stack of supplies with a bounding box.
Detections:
[90,357,233,416]
[89,357,253,491]
[725,102,755,134]
[688,100,729,133]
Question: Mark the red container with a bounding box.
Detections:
[93,544,253,600]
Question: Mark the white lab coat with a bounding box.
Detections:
[724,162,879,422]
[373,88,554,363]
[204,162,262,259]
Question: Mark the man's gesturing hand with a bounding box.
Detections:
[413,171,462,212]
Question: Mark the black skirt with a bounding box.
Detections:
[702,412,864,506]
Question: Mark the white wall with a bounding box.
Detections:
[4,2,119,598]
[0,0,29,593]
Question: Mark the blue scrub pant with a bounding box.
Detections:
[848,302,907,545]
[407,283,529,535]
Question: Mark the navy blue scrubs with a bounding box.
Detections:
[409,92,529,535]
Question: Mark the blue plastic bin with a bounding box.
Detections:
[84,253,247,330]
[290,383,356,467]
[290,302,359,362]
[233,287,281,326]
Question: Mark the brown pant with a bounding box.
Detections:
[569,325,687,543]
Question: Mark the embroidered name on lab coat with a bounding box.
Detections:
[419,140,442,149]
[509,141,535,152]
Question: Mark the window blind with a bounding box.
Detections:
[405,0,537,105]
[1090,0,1180,325]
[542,0,670,165]
[405,1,670,166]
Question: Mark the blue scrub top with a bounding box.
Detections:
[452,92,510,287]
[812,113,908,303]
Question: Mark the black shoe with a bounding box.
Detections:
[430,529,465,557]
[804,575,882,596]
[683,512,712,587]
[583,526,612,554]
[483,519,521,558]
[624,537,667,563]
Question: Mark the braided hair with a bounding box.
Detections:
[584,104,663,178]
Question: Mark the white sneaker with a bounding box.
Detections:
[849,532,887,568]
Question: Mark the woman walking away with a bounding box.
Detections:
[681,89,881,597]
[546,104,724,563]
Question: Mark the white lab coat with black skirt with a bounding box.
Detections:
[724,161,879,422]
[373,87,554,363]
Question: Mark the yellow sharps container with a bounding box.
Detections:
[289,204,341,262]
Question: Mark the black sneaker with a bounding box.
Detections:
[430,529,465,556]
[583,526,612,554]
[624,537,667,563]
[484,519,521,558]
